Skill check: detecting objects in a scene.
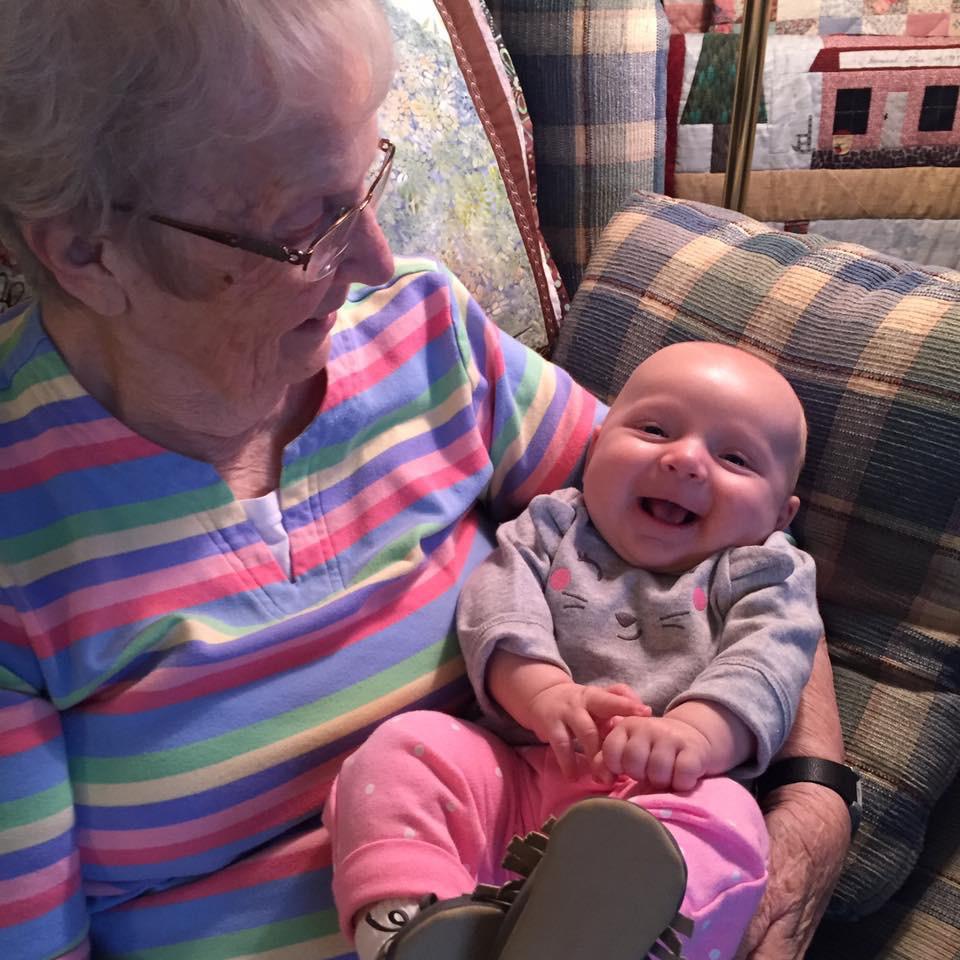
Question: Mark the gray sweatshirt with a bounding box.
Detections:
[458,487,823,778]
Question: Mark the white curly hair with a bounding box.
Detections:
[0,0,394,299]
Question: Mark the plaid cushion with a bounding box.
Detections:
[810,774,960,958]
[485,0,669,298]
[553,192,960,931]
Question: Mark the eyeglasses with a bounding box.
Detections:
[115,138,394,283]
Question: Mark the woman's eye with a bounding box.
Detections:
[640,425,667,437]
[282,202,347,246]
[329,204,352,225]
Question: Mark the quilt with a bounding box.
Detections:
[666,32,960,268]
[663,0,960,36]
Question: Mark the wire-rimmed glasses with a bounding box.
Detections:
[115,138,395,283]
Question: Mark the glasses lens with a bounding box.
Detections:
[303,215,354,282]
[302,142,392,283]
[370,146,393,208]
[369,157,391,211]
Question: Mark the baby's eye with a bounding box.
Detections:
[640,424,667,437]
[721,453,749,467]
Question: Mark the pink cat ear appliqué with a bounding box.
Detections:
[693,587,708,612]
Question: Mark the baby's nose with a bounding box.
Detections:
[661,442,707,481]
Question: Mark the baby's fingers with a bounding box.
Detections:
[602,684,652,716]
[614,724,654,783]
[545,723,579,780]
[600,722,628,776]
[645,740,680,791]
[591,750,615,786]
[585,687,648,722]
[564,707,602,764]
[672,746,705,792]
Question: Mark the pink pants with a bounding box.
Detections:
[326,711,768,960]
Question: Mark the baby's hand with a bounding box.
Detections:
[599,682,653,714]
[596,715,712,792]
[593,683,653,742]
[528,682,649,781]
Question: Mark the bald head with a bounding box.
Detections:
[621,342,807,490]
[583,340,809,570]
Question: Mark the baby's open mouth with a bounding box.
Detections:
[641,497,698,526]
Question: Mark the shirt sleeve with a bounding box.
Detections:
[444,267,605,523]
[666,535,824,778]
[0,590,90,960]
[456,490,580,728]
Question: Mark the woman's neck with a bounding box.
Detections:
[41,300,324,498]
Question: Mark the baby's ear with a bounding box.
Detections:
[776,495,800,530]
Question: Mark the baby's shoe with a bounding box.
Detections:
[366,891,510,960]
[362,797,691,960]
[492,797,693,960]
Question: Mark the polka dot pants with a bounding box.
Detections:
[325,711,768,960]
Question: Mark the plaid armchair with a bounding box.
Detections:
[492,3,960,958]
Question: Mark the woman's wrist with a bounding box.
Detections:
[759,779,851,887]
[740,779,851,958]
[756,757,862,838]
[766,779,851,875]
[758,778,849,825]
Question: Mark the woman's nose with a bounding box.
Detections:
[660,441,707,481]
[337,209,395,287]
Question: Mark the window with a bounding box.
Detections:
[919,85,958,132]
[833,88,872,135]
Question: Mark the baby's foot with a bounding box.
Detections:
[355,896,434,960]
[359,893,507,960]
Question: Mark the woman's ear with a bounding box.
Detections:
[18,218,129,316]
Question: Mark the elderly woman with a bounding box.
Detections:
[0,1,850,958]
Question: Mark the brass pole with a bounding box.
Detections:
[721,0,775,210]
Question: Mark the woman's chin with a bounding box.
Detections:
[281,313,336,369]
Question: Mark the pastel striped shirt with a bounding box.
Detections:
[0,259,601,959]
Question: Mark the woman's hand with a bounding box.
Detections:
[736,781,850,958]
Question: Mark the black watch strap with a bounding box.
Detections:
[755,757,862,837]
